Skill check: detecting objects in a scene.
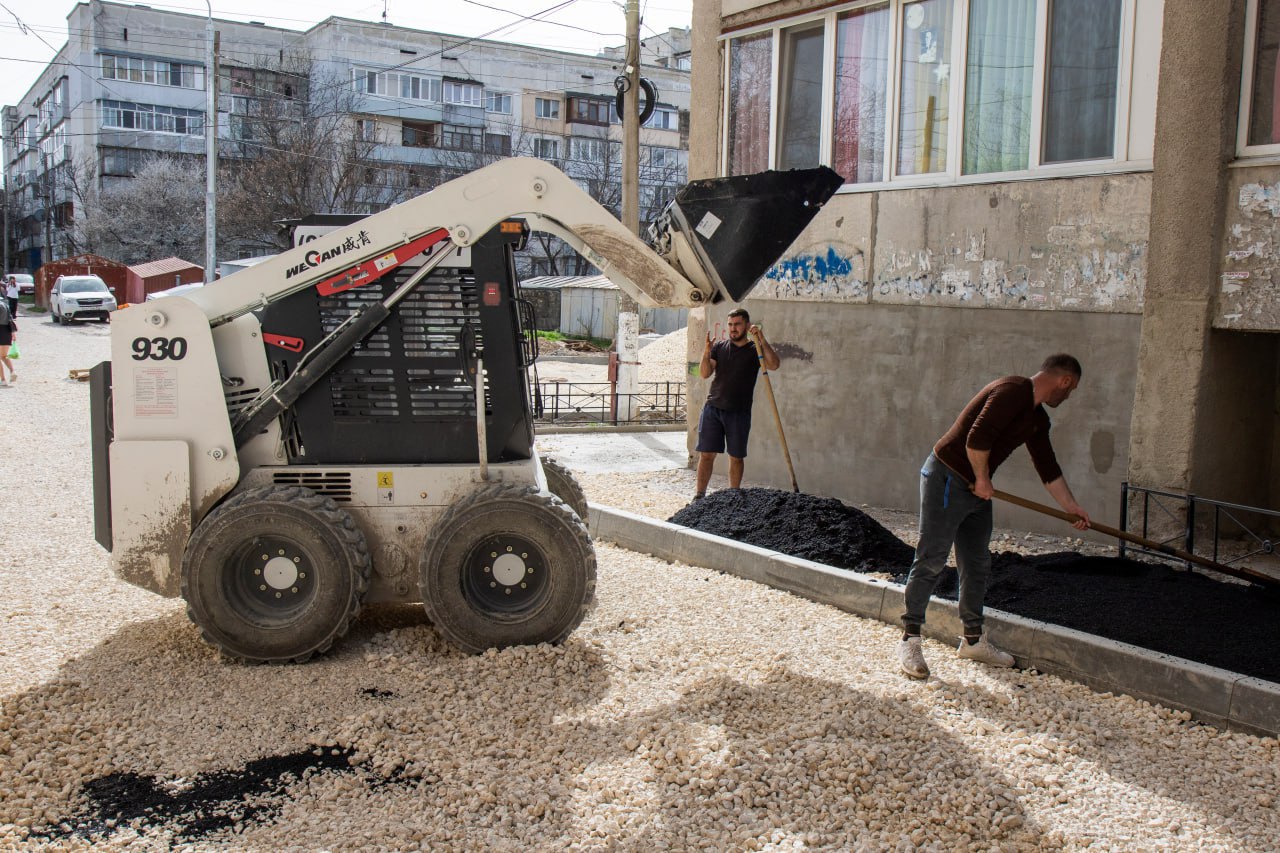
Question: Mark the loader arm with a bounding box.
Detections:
[183,157,842,323]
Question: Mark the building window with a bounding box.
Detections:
[356,69,440,102]
[443,80,482,106]
[570,136,606,161]
[645,106,680,130]
[647,146,679,169]
[486,92,512,113]
[725,0,1134,185]
[569,96,612,125]
[402,120,440,148]
[441,124,483,151]
[357,118,378,142]
[485,132,512,155]
[1042,0,1122,163]
[101,146,148,176]
[101,100,203,135]
[534,137,560,159]
[834,4,891,184]
[727,31,772,175]
[963,0,1036,174]
[1245,0,1280,147]
[535,97,561,119]
[779,23,826,170]
[101,54,204,89]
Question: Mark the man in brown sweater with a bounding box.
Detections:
[898,353,1091,679]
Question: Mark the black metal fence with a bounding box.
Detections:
[1120,482,1279,570]
[534,381,686,425]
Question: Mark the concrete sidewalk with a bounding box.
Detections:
[589,504,1280,737]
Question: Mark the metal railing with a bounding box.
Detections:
[1120,482,1279,570]
[534,381,685,426]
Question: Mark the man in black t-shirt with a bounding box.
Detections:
[694,307,780,499]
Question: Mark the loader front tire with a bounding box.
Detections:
[542,456,589,521]
[182,485,372,664]
[419,484,595,654]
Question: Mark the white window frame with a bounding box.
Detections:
[720,0,1140,191]
[101,53,204,89]
[535,97,561,119]
[1239,0,1280,157]
[443,81,482,106]
[534,136,560,159]
[486,92,512,114]
[646,106,680,130]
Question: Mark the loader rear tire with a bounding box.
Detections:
[181,485,372,663]
[542,457,589,521]
[419,484,595,654]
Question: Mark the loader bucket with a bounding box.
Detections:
[660,166,843,303]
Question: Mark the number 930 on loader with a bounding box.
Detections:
[88,158,841,663]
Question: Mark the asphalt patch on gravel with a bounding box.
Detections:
[36,745,359,843]
[670,488,1280,683]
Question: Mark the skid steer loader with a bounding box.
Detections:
[90,158,841,662]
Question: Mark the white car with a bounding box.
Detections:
[145,282,205,301]
[50,275,118,324]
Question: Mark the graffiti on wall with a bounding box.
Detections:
[756,246,868,301]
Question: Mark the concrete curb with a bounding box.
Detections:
[588,503,1280,737]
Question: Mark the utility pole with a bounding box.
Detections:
[205,4,218,282]
[615,0,642,422]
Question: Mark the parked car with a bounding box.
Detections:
[145,282,205,301]
[50,275,118,324]
[4,273,34,296]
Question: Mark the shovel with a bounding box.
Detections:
[991,488,1280,590]
[750,329,799,493]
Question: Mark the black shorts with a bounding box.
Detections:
[0,328,11,347]
[695,403,751,458]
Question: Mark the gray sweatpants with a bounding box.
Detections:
[901,453,994,635]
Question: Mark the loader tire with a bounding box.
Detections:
[181,485,372,664]
[419,484,595,654]
[542,457,589,521]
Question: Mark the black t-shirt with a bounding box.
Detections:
[707,339,760,412]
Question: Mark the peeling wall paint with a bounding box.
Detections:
[1219,174,1280,330]
[753,174,1150,313]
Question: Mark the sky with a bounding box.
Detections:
[0,0,694,110]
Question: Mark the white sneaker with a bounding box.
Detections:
[957,635,1015,668]
[897,636,929,679]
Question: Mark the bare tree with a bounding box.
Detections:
[217,56,413,255]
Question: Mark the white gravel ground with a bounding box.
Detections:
[1,311,1277,850]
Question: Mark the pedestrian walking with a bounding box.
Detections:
[694,308,780,499]
[0,297,17,387]
[897,353,1091,679]
[4,276,17,318]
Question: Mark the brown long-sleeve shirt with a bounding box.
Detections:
[934,376,1063,485]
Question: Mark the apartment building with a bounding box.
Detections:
[2,0,691,273]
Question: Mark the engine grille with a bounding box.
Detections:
[271,470,353,502]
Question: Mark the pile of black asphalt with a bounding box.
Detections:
[669,488,1280,683]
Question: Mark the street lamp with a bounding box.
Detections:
[205,1,217,281]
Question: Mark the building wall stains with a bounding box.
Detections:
[755,173,1150,314]
[1219,171,1280,330]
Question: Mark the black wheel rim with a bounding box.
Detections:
[462,533,549,614]
[223,534,317,625]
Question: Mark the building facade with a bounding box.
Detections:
[687,0,1279,532]
[2,1,691,274]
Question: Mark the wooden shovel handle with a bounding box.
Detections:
[991,488,1278,589]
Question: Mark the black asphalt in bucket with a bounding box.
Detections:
[670,488,1280,684]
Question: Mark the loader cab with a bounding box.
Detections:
[257,219,538,466]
